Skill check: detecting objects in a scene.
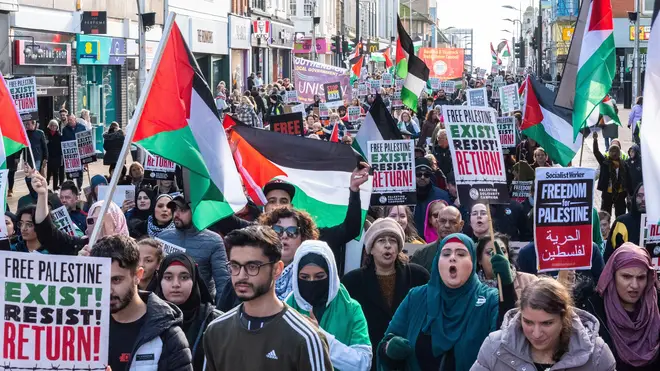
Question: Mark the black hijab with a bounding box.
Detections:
[297,253,330,322]
[132,187,156,221]
[156,253,214,340]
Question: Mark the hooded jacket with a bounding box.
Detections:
[286,241,372,371]
[471,308,616,371]
[603,183,644,262]
[122,292,193,371]
[623,145,642,197]
[103,129,125,165]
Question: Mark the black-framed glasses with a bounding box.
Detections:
[272,225,300,238]
[227,261,275,276]
[416,172,432,179]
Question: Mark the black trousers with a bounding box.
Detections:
[47,163,65,190]
[7,169,15,191]
[601,191,627,218]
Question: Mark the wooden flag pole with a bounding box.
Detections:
[88,12,178,247]
[578,134,585,166]
[486,203,504,302]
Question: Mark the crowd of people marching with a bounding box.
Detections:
[1,67,657,371]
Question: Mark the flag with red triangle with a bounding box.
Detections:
[329,123,339,143]
[350,55,364,78]
[380,47,393,69]
[0,75,31,166]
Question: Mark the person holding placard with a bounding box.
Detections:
[604,184,645,262]
[90,235,193,371]
[11,205,75,254]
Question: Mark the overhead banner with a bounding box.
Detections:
[499,83,522,113]
[0,252,110,369]
[292,57,351,105]
[76,130,97,164]
[534,167,596,272]
[323,82,343,108]
[443,106,509,206]
[144,153,176,180]
[62,140,83,179]
[496,116,517,150]
[7,77,38,121]
[367,139,416,206]
[418,48,465,80]
[268,112,304,136]
[466,87,488,107]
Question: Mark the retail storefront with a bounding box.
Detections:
[189,17,229,89]
[11,29,74,129]
[75,34,125,129]
[612,17,651,107]
[252,18,271,82]
[229,15,251,92]
[269,21,294,80]
[293,37,332,65]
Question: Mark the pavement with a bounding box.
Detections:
[6,110,634,212]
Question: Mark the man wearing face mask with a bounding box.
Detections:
[286,240,372,371]
[414,158,451,236]
[604,184,646,263]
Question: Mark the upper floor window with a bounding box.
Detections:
[304,0,314,17]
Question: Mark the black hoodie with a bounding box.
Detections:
[624,144,643,197]
[604,183,644,263]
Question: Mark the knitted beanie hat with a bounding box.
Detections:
[363,217,405,254]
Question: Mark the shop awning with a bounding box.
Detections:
[0,0,18,12]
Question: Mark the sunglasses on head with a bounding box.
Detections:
[272,225,300,238]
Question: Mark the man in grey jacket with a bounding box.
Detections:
[159,195,230,304]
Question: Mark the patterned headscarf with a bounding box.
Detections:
[88,200,129,237]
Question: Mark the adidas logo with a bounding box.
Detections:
[266,350,278,360]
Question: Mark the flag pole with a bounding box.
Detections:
[89,12,177,247]
[578,135,585,166]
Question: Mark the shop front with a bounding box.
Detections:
[269,21,294,80]
[229,14,251,92]
[612,17,651,107]
[252,18,271,83]
[11,29,74,129]
[189,17,229,90]
[293,37,331,65]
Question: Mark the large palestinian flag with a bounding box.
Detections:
[396,15,429,111]
[0,74,30,167]
[352,95,402,159]
[226,122,372,230]
[521,76,582,166]
[131,19,246,230]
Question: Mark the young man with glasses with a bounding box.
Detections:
[258,207,320,300]
[204,225,332,371]
[411,206,465,273]
[413,157,451,236]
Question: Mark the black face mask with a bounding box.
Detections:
[298,278,329,307]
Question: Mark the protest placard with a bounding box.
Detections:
[0,252,110,369]
[466,87,488,107]
[534,167,596,272]
[370,79,381,94]
[358,83,368,96]
[319,103,329,118]
[285,90,298,104]
[51,206,84,237]
[545,83,556,92]
[76,130,97,164]
[440,80,455,93]
[97,185,135,207]
[323,82,343,108]
[367,139,416,206]
[429,78,441,90]
[496,116,517,150]
[268,112,304,136]
[499,83,521,113]
[348,106,361,122]
[381,73,393,87]
[144,153,176,180]
[443,106,509,206]
[511,180,533,203]
[155,237,187,256]
[290,103,306,115]
[395,78,403,91]
[292,57,351,104]
[392,91,403,108]
[62,140,83,178]
[7,77,38,120]
[639,214,660,270]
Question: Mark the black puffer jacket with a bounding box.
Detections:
[45,128,62,162]
[624,144,642,197]
[103,129,125,165]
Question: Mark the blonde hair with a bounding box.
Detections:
[47,119,59,129]
[240,96,254,107]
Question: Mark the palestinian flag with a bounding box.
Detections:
[503,41,511,57]
[586,95,621,127]
[131,20,246,230]
[228,125,372,230]
[396,15,429,111]
[491,42,502,65]
[521,76,582,166]
[379,47,393,69]
[0,75,30,166]
[641,0,660,225]
[571,0,616,139]
[350,55,364,78]
[352,95,402,159]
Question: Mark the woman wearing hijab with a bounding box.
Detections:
[286,240,372,371]
[378,233,517,371]
[472,278,616,371]
[147,194,175,237]
[5,211,18,249]
[577,243,660,371]
[125,188,156,238]
[343,218,429,370]
[156,253,221,371]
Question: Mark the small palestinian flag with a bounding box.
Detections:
[491,42,502,65]
[380,47,393,69]
[350,55,364,78]
[0,75,30,167]
[353,95,402,159]
[397,15,429,112]
[131,19,246,230]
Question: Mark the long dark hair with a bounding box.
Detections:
[519,278,574,362]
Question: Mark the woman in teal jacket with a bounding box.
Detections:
[377,233,517,371]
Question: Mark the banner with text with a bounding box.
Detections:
[62,140,83,178]
[323,82,343,108]
[534,167,595,272]
[418,48,465,80]
[639,214,660,270]
[76,130,97,164]
[466,87,488,107]
[0,252,110,369]
[7,77,38,121]
[499,83,521,113]
[496,116,517,151]
[51,206,84,237]
[443,106,509,206]
[367,140,416,206]
[144,153,176,180]
[292,57,351,105]
[268,112,304,136]
[511,180,533,203]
